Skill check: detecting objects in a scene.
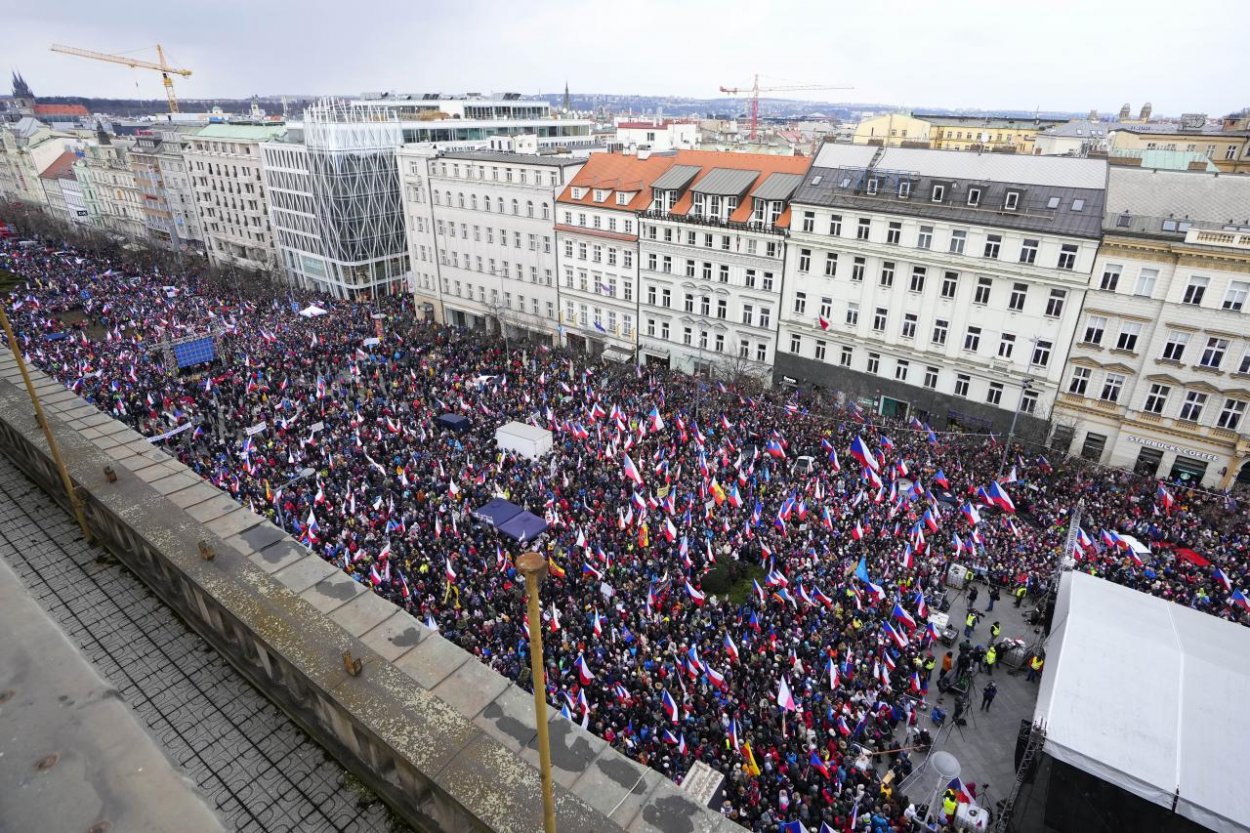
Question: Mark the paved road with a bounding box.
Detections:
[0,452,405,833]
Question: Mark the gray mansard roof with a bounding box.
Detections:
[794,144,1108,239]
[439,150,586,167]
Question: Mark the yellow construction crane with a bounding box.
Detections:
[719,75,852,140]
[50,43,191,114]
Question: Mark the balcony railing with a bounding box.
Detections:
[640,210,788,238]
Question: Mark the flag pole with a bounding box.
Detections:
[0,303,92,543]
[517,551,557,833]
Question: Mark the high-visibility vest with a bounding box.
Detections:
[943,791,958,817]
[986,647,997,665]
[966,613,976,627]
[990,624,1001,639]
[1030,656,1044,671]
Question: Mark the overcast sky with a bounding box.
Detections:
[8,0,1247,115]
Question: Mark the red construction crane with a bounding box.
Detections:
[719,75,852,140]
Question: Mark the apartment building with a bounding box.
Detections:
[127,127,203,252]
[776,144,1106,436]
[635,151,810,383]
[399,147,584,340]
[37,151,87,226]
[75,132,146,240]
[185,123,286,271]
[1110,112,1250,174]
[1052,167,1250,489]
[0,117,78,207]
[555,151,678,361]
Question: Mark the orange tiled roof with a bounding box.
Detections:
[663,149,811,225]
[556,152,681,212]
[33,103,89,117]
[38,151,79,181]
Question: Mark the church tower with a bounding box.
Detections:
[11,72,36,115]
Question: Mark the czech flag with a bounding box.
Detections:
[592,610,603,637]
[923,508,940,532]
[892,603,918,630]
[817,314,830,330]
[648,406,664,432]
[986,481,1016,513]
[685,581,707,606]
[776,676,798,712]
[809,751,831,778]
[622,453,644,486]
[915,591,929,619]
[575,653,594,685]
[724,633,740,662]
[705,664,727,690]
[934,469,950,489]
[765,438,786,459]
[826,657,839,690]
[1214,567,1233,593]
[727,483,743,508]
[883,621,909,648]
[851,521,866,541]
[961,502,982,526]
[661,689,679,723]
[1157,484,1175,511]
[1232,589,1250,612]
[947,778,973,803]
[849,435,879,472]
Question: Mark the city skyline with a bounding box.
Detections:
[7,0,1249,116]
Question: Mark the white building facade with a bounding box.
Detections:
[185,123,286,271]
[399,148,583,341]
[775,144,1107,435]
[555,152,678,361]
[1053,167,1250,489]
[635,150,811,383]
[76,136,146,240]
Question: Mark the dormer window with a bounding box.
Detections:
[898,181,911,198]
[1004,190,1021,211]
[616,192,630,206]
[571,186,587,199]
[593,189,608,203]
[931,184,945,203]
[866,178,879,195]
[967,187,981,207]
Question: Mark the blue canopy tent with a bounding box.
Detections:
[497,511,549,544]
[473,498,522,528]
[437,413,471,433]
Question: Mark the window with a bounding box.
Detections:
[714,333,724,353]
[661,288,671,308]
[802,211,815,232]
[739,339,751,358]
[851,257,865,282]
[1099,264,1121,291]
[794,292,807,315]
[1069,367,1091,395]
[984,234,1001,259]
[762,272,774,292]
[1116,322,1142,352]
[646,285,658,306]
[1008,283,1028,311]
[1021,389,1038,414]
[887,222,902,245]
[901,313,918,339]
[717,299,728,319]
[867,353,881,374]
[857,218,871,240]
[685,293,695,313]
[931,184,945,202]
[719,264,729,283]
[895,359,910,381]
[1183,276,1208,305]
[1179,391,1207,422]
[909,266,925,293]
[987,382,1004,406]
[1004,191,1020,211]
[1143,384,1170,414]
[898,181,911,198]
[1032,340,1053,367]
[798,249,812,272]
[932,319,949,345]
[1200,337,1228,369]
[924,366,939,388]
[1218,399,1246,431]
[954,374,970,398]
[702,262,713,281]
[1130,268,1158,298]
[1057,244,1078,270]
[1156,331,1189,364]
[866,178,879,195]
[1223,281,1249,311]
[1046,288,1066,318]
[880,263,895,288]
[1083,315,1107,345]
[814,340,827,361]
[998,333,1016,359]
[873,307,888,332]
[967,187,982,206]
[974,277,992,305]
[840,345,853,366]
[829,215,842,236]
[964,326,981,352]
[949,229,967,255]
[824,252,838,277]
[790,333,802,353]
[819,297,832,319]
[941,272,959,299]
[646,318,657,337]
[1101,373,1124,403]
[744,268,756,287]
[846,303,859,326]
[1019,239,1038,264]
[917,226,933,249]
[700,296,710,316]
[1241,350,1250,375]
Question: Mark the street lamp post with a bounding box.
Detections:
[515,551,556,833]
[1000,381,1034,475]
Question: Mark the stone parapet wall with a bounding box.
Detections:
[0,349,740,833]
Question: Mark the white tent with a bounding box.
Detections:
[1036,572,1250,833]
[495,421,552,461]
[298,304,328,318]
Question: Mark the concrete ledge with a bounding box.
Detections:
[0,365,742,833]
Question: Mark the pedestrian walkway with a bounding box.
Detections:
[894,578,1043,814]
[0,452,403,833]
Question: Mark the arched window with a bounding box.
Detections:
[526,200,534,218]
[512,199,519,215]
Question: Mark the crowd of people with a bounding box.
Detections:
[3,237,1248,832]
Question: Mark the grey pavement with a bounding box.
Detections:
[0,452,406,833]
[894,579,1042,813]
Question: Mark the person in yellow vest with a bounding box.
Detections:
[964,611,978,637]
[1027,652,1045,683]
[983,644,997,675]
[1014,585,1027,607]
[942,788,959,821]
[990,621,1001,642]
